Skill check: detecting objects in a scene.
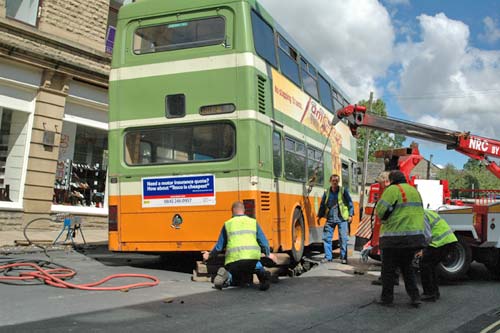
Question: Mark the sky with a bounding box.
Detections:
[259,0,500,169]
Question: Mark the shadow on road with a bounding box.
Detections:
[73,242,201,274]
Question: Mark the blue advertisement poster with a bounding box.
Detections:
[142,174,215,208]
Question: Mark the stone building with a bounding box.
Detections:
[0,0,131,230]
[363,157,441,186]
[359,155,442,209]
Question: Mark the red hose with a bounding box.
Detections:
[0,262,159,291]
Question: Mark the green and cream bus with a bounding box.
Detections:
[108,0,359,261]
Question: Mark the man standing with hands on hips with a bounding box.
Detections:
[317,174,354,264]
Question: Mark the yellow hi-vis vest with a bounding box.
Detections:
[324,186,350,221]
[224,215,261,265]
[376,183,426,249]
[424,210,458,248]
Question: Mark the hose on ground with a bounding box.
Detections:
[23,218,55,258]
[0,258,160,291]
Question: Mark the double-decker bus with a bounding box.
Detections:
[108,0,359,262]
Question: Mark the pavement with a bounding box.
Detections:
[0,225,108,252]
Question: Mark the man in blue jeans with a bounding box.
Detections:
[317,174,354,264]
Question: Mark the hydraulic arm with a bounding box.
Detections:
[336,104,500,178]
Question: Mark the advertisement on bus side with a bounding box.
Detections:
[141,174,215,208]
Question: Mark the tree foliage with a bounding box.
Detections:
[355,99,406,162]
[436,158,500,197]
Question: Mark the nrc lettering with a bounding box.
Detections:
[468,138,500,156]
[468,138,489,152]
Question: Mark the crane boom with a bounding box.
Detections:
[336,104,500,178]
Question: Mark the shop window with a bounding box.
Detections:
[0,108,29,203]
[53,123,108,208]
[6,0,40,26]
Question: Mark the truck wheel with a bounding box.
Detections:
[290,209,305,263]
[436,235,472,281]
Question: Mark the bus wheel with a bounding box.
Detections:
[436,235,472,281]
[291,209,305,263]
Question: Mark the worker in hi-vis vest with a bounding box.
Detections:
[202,201,277,291]
[419,210,458,302]
[317,174,354,264]
[375,170,427,308]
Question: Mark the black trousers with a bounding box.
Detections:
[420,243,456,297]
[226,259,260,286]
[381,248,420,303]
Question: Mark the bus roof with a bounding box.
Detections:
[118,0,351,102]
[118,0,242,19]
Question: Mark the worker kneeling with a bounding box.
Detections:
[202,201,276,291]
[419,210,458,302]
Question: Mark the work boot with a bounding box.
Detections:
[214,267,229,290]
[421,294,437,302]
[341,259,348,265]
[375,299,394,307]
[320,258,333,264]
[371,277,399,286]
[410,296,422,308]
[258,270,271,291]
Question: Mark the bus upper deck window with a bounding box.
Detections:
[166,94,185,118]
[133,17,225,54]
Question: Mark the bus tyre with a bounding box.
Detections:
[436,235,472,281]
[291,209,305,263]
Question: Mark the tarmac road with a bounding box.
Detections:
[0,245,499,333]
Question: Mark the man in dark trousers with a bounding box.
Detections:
[371,171,399,286]
[375,170,427,307]
[202,201,276,291]
[419,210,458,302]
[317,174,354,264]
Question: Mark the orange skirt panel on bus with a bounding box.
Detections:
[109,190,355,252]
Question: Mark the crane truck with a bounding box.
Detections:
[336,104,500,280]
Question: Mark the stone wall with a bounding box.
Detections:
[0,18,110,81]
[38,0,110,53]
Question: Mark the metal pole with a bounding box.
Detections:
[358,92,373,217]
[426,154,433,179]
